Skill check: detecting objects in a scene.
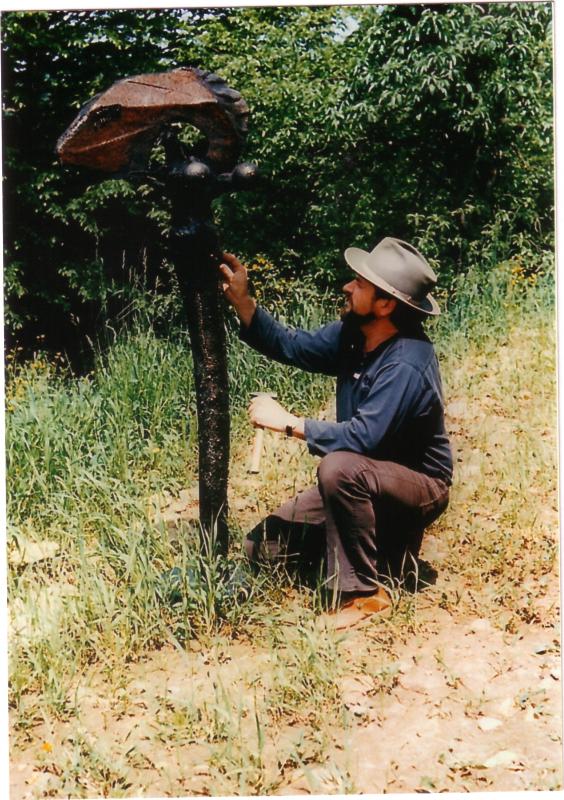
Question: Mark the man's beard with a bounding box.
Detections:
[340,308,377,326]
[337,309,371,374]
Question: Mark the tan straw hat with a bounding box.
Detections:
[344,237,440,316]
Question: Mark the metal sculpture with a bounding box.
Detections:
[57,67,258,556]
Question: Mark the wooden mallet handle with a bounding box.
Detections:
[248,391,277,474]
[249,427,265,474]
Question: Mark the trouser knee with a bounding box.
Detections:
[317,452,350,497]
[317,451,375,498]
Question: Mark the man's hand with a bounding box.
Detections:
[219,252,257,327]
[249,395,305,439]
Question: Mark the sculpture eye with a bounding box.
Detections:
[92,105,121,130]
[231,162,259,188]
[170,159,212,183]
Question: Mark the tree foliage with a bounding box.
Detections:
[341,3,553,274]
[2,4,553,362]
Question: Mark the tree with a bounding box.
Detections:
[336,3,553,277]
[2,4,553,363]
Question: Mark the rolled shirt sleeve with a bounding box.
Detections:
[239,305,341,376]
[304,362,424,457]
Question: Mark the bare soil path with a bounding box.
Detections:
[10,572,561,797]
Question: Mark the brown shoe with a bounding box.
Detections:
[318,586,392,630]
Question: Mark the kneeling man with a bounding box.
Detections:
[220,238,452,626]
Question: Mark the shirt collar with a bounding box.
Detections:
[362,332,400,362]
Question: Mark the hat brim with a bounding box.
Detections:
[344,247,440,316]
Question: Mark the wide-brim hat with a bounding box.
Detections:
[344,237,440,316]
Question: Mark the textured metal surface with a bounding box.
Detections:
[57,67,249,173]
[174,243,230,555]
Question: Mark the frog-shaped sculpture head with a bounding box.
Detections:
[57,67,251,177]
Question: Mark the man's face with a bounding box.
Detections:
[341,274,378,321]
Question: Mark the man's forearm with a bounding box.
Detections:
[289,417,306,440]
[255,412,306,440]
[266,415,306,440]
[233,296,257,328]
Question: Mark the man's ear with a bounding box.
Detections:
[374,295,397,319]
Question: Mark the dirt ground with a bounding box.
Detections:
[10,534,561,797]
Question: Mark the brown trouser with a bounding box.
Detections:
[245,451,450,592]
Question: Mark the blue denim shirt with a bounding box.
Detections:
[240,306,453,485]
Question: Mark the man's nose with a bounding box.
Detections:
[343,281,353,294]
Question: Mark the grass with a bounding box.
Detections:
[6,254,559,795]
[6,285,336,729]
